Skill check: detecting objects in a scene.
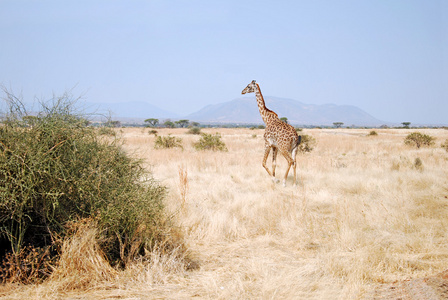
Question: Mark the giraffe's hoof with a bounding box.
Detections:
[272,177,279,184]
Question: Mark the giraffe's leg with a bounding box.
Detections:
[292,147,298,186]
[280,150,294,187]
[292,161,297,186]
[262,145,273,177]
[272,147,278,178]
[262,145,278,183]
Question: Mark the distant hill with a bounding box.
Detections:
[187,97,384,126]
[82,98,384,126]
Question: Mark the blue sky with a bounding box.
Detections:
[1,0,447,124]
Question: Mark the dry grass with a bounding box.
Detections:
[2,127,448,299]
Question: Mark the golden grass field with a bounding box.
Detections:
[2,127,448,299]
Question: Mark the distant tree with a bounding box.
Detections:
[105,120,121,128]
[333,122,344,128]
[280,117,288,124]
[402,122,411,129]
[175,119,189,128]
[144,118,159,127]
[163,120,175,128]
[191,122,200,127]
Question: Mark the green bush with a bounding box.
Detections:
[193,133,228,151]
[154,134,183,149]
[368,130,378,136]
[187,127,201,135]
[0,90,173,281]
[297,134,316,153]
[404,132,435,148]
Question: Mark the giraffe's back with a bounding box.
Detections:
[265,120,300,152]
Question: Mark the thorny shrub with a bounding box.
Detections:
[0,87,182,282]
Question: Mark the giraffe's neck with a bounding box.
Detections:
[255,83,278,124]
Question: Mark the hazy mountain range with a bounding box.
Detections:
[91,97,385,126]
[187,97,384,126]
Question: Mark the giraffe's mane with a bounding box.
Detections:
[256,83,279,118]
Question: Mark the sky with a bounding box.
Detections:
[0,0,447,125]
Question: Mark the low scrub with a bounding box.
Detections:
[148,129,158,136]
[297,134,316,153]
[187,127,201,135]
[0,89,181,282]
[404,132,435,148]
[193,133,228,151]
[442,139,448,152]
[154,134,183,149]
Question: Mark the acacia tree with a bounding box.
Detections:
[402,122,411,129]
[163,120,175,128]
[144,118,159,127]
[175,119,189,128]
[280,117,288,124]
[333,122,344,128]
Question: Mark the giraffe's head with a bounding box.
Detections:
[241,80,257,94]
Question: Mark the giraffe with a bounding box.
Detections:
[242,80,301,186]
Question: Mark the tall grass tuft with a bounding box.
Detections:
[0,88,182,282]
[178,166,189,210]
[48,219,117,291]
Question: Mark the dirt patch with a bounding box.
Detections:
[366,270,448,299]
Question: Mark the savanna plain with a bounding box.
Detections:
[3,127,448,299]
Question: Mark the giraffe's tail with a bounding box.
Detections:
[292,135,302,152]
[296,135,302,148]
